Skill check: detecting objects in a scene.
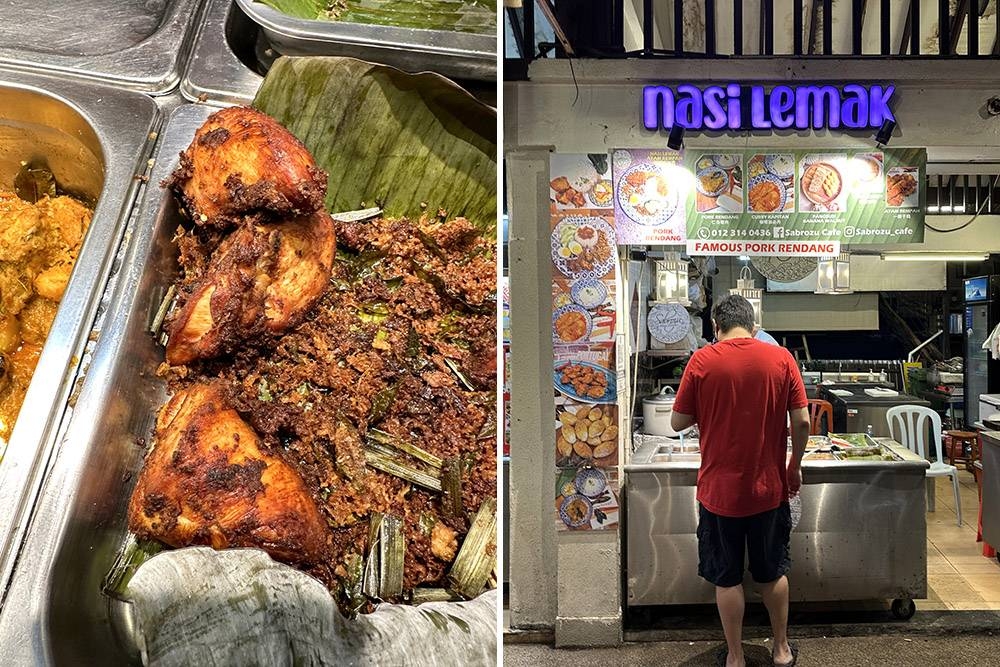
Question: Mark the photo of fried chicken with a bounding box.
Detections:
[550,176,586,208]
[558,362,610,400]
[886,170,918,207]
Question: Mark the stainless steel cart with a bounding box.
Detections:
[625,438,929,619]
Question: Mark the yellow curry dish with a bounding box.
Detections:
[0,191,92,447]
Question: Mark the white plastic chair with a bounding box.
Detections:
[886,405,962,526]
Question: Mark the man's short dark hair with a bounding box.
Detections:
[712,294,756,333]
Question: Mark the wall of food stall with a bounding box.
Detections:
[504,57,1000,646]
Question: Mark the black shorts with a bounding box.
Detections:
[697,502,791,587]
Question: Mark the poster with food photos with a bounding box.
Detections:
[503,344,510,457]
[549,153,613,211]
[549,153,621,532]
[555,466,620,531]
[553,344,617,405]
[552,278,616,344]
[682,147,926,247]
[552,343,620,532]
[611,148,687,245]
[550,214,617,281]
[555,401,618,467]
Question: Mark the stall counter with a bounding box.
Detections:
[980,432,1000,558]
[625,436,929,619]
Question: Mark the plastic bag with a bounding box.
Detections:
[789,492,802,531]
[125,547,497,667]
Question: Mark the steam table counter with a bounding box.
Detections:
[625,437,930,619]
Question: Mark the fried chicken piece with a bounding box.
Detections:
[549,176,570,193]
[127,383,330,565]
[0,192,41,262]
[165,210,336,365]
[37,195,90,249]
[166,106,327,228]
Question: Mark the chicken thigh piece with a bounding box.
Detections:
[166,106,328,228]
[165,210,336,366]
[127,383,330,565]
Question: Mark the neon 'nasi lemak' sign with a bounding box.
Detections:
[642,83,896,131]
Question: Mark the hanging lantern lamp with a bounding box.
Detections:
[729,265,763,328]
[654,253,690,305]
[815,252,852,294]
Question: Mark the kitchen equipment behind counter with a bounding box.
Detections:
[642,386,689,437]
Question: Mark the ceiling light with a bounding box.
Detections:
[667,124,685,151]
[881,253,987,262]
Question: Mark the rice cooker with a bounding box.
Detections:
[642,386,685,437]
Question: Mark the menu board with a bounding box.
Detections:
[607,147,927,252]
[611,148,687,245]
[683,148,926,252]
[549,153,621,532]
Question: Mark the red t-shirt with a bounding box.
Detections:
[673,337,808,518]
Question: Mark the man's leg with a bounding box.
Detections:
[748,503,795,665]
[715,584,746,667]
[698,505,748,666]
[760,575,793,664]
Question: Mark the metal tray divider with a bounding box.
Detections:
[0,74,160,619]
[0,104,207,664]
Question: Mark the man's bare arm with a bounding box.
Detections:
[671,410,695,432]
[787,406,810,495]
[788,406,810,466]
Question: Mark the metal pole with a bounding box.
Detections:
[643,0,653,55]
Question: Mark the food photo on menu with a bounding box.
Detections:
[554,401,619,468]
[552,278,616,344]
[848,151,885,192]
[549,153,613,209]
[887,166,921,207]
[694,153,743,213]
[610,148,687,243]
[554,465,620,531]
[617,162,678,223]
[550,215,617,280]
[799,153,849,212]
[746,153,795,213]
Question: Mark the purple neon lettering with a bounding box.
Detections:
[702,86,728,130]
[868,85,896,125]
[795,86,841,129]
[769,85,795,129]
[675,84,703,128]
[726,84,742,129]
[750,86,771,128]
[643,86,675,130]
[641,84,891,130]
[840,84,869,129]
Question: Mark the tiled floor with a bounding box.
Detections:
[919,470,1000,611]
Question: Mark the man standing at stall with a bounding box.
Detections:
[671,294,810,667]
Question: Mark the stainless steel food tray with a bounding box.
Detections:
[0,70,158,617]
[181,0,266,105]
[181,0,495,107]
[0,104,204,664]
[235,0,496,81]
[0,0,205,94]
